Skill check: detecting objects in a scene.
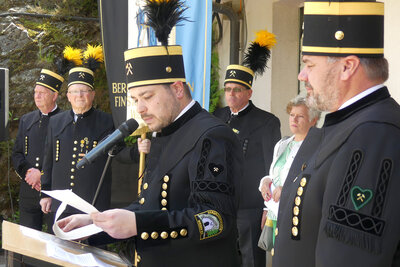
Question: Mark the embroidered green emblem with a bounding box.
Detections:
[194,210,223,240]
[350,186,373,210]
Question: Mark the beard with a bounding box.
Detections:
[305,69,340,112]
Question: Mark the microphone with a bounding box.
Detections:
[76,118,139,169]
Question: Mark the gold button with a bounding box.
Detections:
[73,154,76,158]
[71,175,74,179]
[161,232,168,239]
[137,255,141,262]
[141,232,149,240]
[71,161,76,165]
[292,216,299,226]
[71,168,75,172]
[275,227,278,236]
[35,163,39,167]
[74,141,78,144]
[162,183,168,190]
[271,248,274,256]
[139,198,145,205]
[293,206,299,216]
[292,226,298,236]
[73,147,77,151]
[151,232,159,239]
[335,30,344,40]
[180,229,187,237]
[70,182,74,187]
[163,175,170,183]
[93,141,97,145]
[170,231,178,239]
[143,183,148,190]
[56,140,59,143]
[301,163,307,171]
[165,66,172,73]
[161,191,167,198]
[295,196,301,206]
[36,157,39,161]
[161,207,167,211]
[161,199,167,206]
[300,178,307,187]
[297,187,303,196]
[55,157,59,161]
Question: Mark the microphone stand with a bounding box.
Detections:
[92,148,115,206]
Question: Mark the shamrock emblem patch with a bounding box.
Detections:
[350,186,373,210]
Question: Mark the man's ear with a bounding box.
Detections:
[341,55,360,81]
[171,81,185,99]
[247,89,253,99]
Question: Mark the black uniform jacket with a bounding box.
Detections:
[41,108,114,213]
[214,100,281,209]
[12,108,61,203]
[273,87,400,267]
[91,102,243,267]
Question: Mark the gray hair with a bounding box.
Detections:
[286,95,321,121]
[327,56,389,82]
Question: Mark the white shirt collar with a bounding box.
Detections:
[174,100,196,122]
[339,84,384,110]
[231,102,249,115]
[41,104,58,116]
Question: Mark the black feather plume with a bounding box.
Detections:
[54,57,74,76]
[143,0,188,46]
[243,43,271,76]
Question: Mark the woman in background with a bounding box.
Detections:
[258,95,320,259]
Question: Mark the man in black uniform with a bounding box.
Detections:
[40,63,114,228]
[12,69,63,230]
[214,30,281,267]
[56,1,244,266]
[273,1,400,266]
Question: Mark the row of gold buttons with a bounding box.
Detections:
[24,136,28,155]
[292,177,308,238]
[140,229,187,240]
[55,140,60,162]
[161,175,170,211]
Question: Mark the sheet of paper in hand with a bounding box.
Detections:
[42,190,103,240]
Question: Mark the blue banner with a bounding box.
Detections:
[176,0,212,110]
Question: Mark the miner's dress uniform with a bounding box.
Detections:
[273,1,400,265]
[91,102,244,267]
[214,100,280,265]
[41,108,114,215]
[273,88,400,266]
[12,107,61,230]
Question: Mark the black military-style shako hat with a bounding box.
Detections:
[68,67,94,89]
[63,44,104,89]
[124,45,186,89]
[302,0,384,58]
[224,30,276,90]
[124,0,188,90]
[224,65,254,90]
[36,69,64,92]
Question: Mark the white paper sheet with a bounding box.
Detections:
[264,183,280,218]
[41,190,103,240]
[46,241,114,267]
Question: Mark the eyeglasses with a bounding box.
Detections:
[224,87,245,93]
[68,89,93,95]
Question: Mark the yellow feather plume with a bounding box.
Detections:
[63,46,83,66]
[254,30,277,49]
[83,44,104,63]
[149,0,171,3]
